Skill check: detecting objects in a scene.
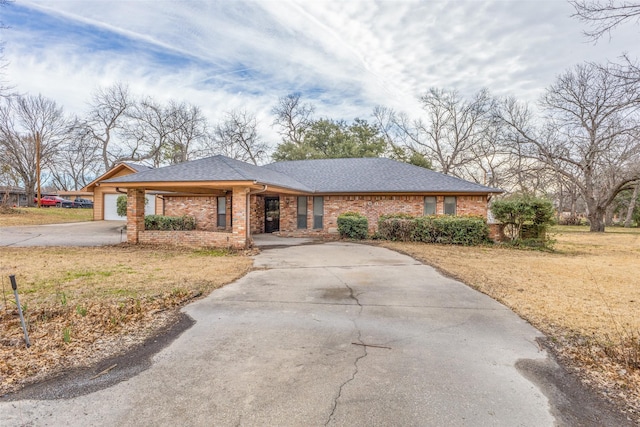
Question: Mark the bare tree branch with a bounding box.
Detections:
[272,93,314,146]
[0,0,15,98]
[207,109,268,165]
[80,82,133,171]
[49,118,101,190]
[570,0,640,41]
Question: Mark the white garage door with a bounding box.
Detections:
[103,193,156,220]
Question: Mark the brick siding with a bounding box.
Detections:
[129,189,248,249]
[488,223,506,242]
[275,194,488,237]
[131,192,490,246]
[138,230,243,248]
[164,196,228,231]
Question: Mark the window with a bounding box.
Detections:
[424,196,436,215]
[444,196,456,215]
[313,196,324,229]
[217,196,226,227]
[297,196,308,229]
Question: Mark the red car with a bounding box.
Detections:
[34,196,74,208]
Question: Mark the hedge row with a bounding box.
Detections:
[378,215,489,246]
[337,212,368,239]
[145,215,196,231]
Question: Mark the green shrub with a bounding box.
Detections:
[378,215,488,246]
[144,215,196,231]
[413,216,488,245]
[379,213,415,220]
[337,212,368,239]
[116,195,127,217]
[378,215,416,241]
[116,194,150,217]
[491,195,555,243]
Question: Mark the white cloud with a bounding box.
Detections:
[2,0,638,148]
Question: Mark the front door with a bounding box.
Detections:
[264,197,280,233]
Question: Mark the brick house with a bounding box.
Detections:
[97,155,502,248]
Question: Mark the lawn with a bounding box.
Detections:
[0,206,93,226]
[379,226,640,418]
[0,245,252,395]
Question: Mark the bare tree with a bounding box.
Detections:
[624,182,640,226]
[124,98,210,166]
[553,169,585,221]
[369,106,429,168]
[570,0,640,41]
[391,88,503,183]
[499,62,640,231]
[372,105,398,146]
[0,94,70,204]
[124,97,178,167]
[207,109,268,165]
[0,0,14,98]
[82,82,133,171]
[272,93,315,146]
[570,1,640,96]
[162,101,208,164]
[50,120,101,190]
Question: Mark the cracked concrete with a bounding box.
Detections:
[324,273,367,426]
[1,241,564,426]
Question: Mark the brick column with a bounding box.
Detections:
[127,188,146,243]
[436,196,444,215]
[225,193,232,231]
[231,187,248,248]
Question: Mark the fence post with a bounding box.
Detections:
[9,275,30,348]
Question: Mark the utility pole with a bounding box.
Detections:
[36,131,41,208]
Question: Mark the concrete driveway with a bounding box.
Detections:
[0,221,126,247]
[2,242,557,426]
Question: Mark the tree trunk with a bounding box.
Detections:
[624,183,639,228]
[25,189,35,207]
[588,209,606,232]
[605,204,614,226]
[557,184,563,223]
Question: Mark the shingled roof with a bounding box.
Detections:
[122,162,153,173]
[102,155,501,194]
[264,157,500,193]
[102,155,313,192]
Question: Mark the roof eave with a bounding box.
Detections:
[98,180,312,195]
[306,189,502,196]
[82,163,139,192]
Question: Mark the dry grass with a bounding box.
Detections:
[379,226,640,418]
[0,245,253,395]
[0,207,93,227]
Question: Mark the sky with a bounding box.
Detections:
[1,0,638,147]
